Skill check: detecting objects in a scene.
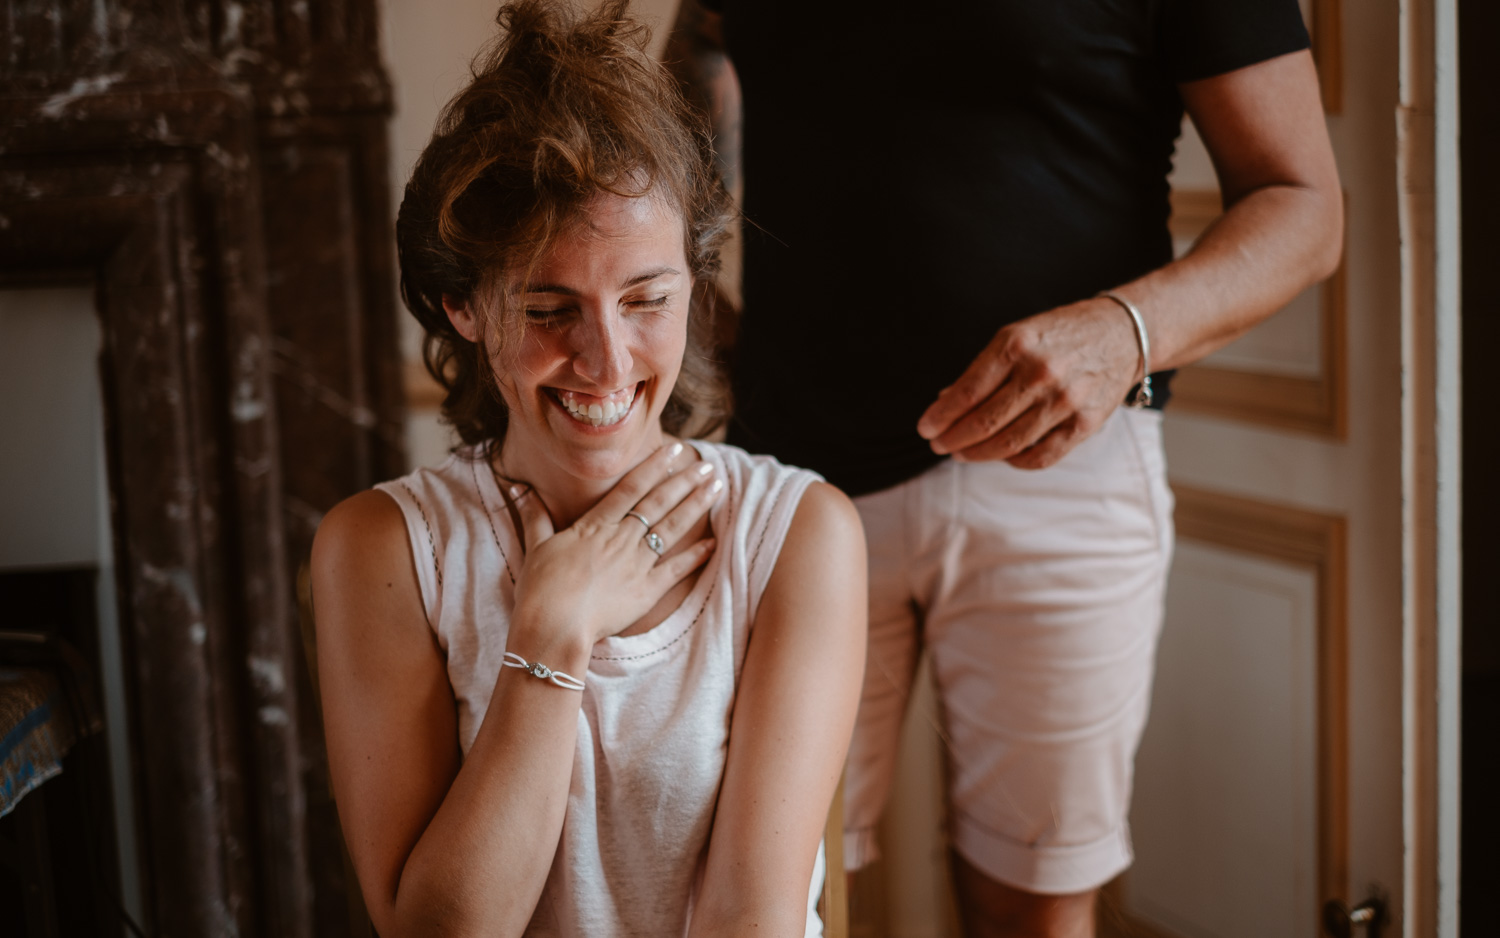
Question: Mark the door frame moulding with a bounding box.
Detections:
[1313,0,1344,114]
[1397,0,1462,934]
[1100,484,1349,938]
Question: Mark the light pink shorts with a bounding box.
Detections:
[843,408,1174,895]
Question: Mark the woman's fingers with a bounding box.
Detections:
[628,459,717,531]
[510,483,555,549]
[647,536,717,589]
[645,469,724,553]
[585,441,693,523]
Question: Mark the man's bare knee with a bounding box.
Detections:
[950,851,1097,938]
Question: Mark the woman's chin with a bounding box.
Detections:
[534,412,662,482]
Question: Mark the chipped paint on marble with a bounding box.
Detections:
[248,656,286,696]
[221,2,246,47]
[284,496,327,534]
[236,454,274,479]
[38,73,123,119]
[203,142,249,174]
[232,378,266,422]
[211,901,243,938]
[138,562,205,617]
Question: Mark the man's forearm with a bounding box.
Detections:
[1124,49,1344,373]
[1117,180,1343,373]
[664,0,743,190]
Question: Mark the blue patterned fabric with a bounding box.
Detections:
[0,667,75,818]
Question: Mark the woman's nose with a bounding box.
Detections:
[573,312,632,387]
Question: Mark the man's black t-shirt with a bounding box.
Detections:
[706,0,1309,496]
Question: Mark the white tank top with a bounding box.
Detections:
[376,440,826,937]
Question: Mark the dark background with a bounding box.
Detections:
[1460,0,1497,922]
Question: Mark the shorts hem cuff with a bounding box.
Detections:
[843,827,881,872]
[952,820,1133,895]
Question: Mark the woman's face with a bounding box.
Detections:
[479,192,691,484]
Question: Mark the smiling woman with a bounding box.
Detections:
[441,193,694,498]
[308,2,868,937]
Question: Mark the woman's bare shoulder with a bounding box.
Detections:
[784,481,863,556]
[315,489,407,562]
[763,480,866,618]
[311,488,429,647]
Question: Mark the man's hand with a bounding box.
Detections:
[915,296,1143,470]
[918,48,1342,472]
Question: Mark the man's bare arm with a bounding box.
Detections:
[664,0,742,191]
[916,50,1342,469]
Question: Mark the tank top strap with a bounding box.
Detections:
[692,440,823,627]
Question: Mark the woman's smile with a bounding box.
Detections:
[549,382,642,429]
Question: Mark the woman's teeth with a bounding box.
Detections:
[557,387,636,427]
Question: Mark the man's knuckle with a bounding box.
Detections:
[1007,327,1040,355]
[1030,358,1060,386]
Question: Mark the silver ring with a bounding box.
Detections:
[643,531,666,556]
[624,511,652,530]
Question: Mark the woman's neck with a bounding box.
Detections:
[496,431,670,530]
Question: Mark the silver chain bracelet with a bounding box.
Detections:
[502,651,586,691]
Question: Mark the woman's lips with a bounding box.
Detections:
[551,383,639,427]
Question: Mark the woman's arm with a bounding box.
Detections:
[689,482,868,937]
[313,445,721,937]
[312,490,590,937]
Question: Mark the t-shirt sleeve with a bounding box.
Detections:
[1158,0,1312,84]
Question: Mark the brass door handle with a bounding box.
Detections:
[1322,897,1388,938]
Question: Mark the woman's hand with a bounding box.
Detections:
[510,441,723,646]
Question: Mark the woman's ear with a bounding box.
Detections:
[441,295,480,343]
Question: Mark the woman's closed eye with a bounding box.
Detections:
[626,295,670,311]
[525,306,572,327]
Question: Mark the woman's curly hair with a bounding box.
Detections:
[396,0,736,449]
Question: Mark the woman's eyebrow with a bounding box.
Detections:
[621,266,681,288]
[525,266,682,296]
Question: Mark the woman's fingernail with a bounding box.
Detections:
[696,462,715,476]
[710,478,724,493]
[510,485,523,498]
[669,442,684,456]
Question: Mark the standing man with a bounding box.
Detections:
[668,2,1341,935]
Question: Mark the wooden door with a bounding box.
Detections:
[1108,1,1461,936]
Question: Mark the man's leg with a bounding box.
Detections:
[842,479,926,868]
[929,409,1175,937]
[951,852,1095,938]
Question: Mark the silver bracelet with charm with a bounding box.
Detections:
[502,651,586,691]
